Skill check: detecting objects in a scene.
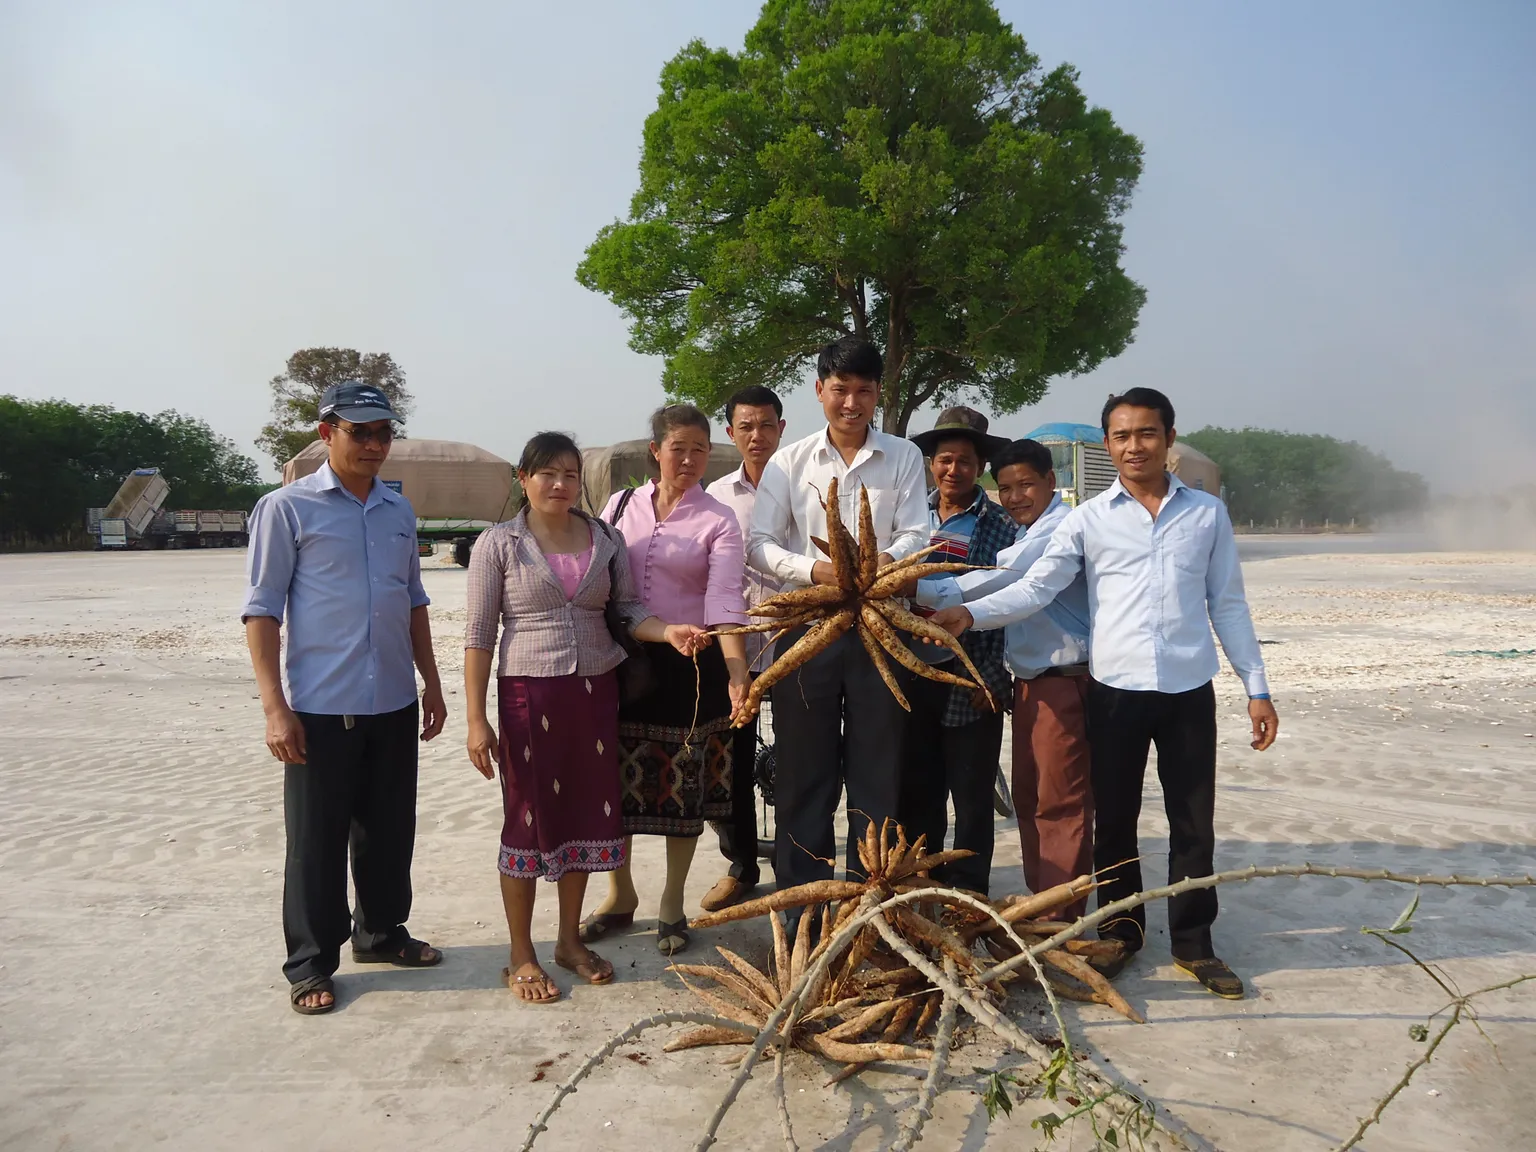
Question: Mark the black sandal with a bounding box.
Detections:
[290,976,336,1015]
[1175,957,1244,999]
[579,911,635,944]
[352,937,442,967]
[657,917,690,956]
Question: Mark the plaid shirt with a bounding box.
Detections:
[922,488,1016,727]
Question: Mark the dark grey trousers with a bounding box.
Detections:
[898,673,1006,895]
[282,702,419,983]
[769,627,910,890]
[1086,681,1219,961]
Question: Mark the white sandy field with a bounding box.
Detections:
[0,546,1532,1152]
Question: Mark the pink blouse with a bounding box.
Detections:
[600,481,747,628]
[546,547,592,601]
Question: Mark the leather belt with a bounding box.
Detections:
[1032,664,1090,679]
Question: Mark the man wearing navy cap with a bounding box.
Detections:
[242,382,448,1014]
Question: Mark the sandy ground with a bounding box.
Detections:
[0,545,1532,1152]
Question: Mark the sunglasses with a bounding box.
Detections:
[332,421,396,445]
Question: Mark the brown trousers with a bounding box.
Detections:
[1011,675,1094,919]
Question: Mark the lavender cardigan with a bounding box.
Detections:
[464,509,650,678]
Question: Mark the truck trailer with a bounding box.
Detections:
[282,439,520,566]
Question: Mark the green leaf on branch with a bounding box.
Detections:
[1387,890,1421,934]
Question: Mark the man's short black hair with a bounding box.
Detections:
[990,439,1055,483]
[816,335,883,384]
[724,385,783,426]
[1101,388,1175,435]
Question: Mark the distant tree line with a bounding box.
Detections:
[0,396,271,549]
[1182,426,1428,528]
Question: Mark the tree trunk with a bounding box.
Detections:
[881,294,909,435]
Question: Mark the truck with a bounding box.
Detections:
[87,468,250,549]
[1025,423,1118,507]
[89,470,176,549]
[282,439,520,566]
[170,509,249,547]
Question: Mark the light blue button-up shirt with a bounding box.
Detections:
[958,475,1270,697]
[917,494,1090,680]
[240,462,430,715]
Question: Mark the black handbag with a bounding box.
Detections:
[600,487,658,706]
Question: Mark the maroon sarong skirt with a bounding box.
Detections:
[496,671,626,881]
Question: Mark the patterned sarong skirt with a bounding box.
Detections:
[496,671,626,880]
[617,642,733,837]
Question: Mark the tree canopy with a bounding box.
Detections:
[0,396,268,547]
[578,0,1145,434]
[1181,426,1429,528]
[256,348,413,471]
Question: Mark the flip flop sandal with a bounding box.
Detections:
[503,967,562,1004]
[578,911,635,944]
[556,950,615,986]
[656,918,690,956]
[352,937,442,967]
[290,976,336,1015]
[1175,957,1245,1000]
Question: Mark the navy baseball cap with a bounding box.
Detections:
[319,381,401,424]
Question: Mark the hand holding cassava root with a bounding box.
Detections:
[714,476,999,726]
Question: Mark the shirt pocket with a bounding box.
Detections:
[383,528,417,584]
[1162,519,1212,576]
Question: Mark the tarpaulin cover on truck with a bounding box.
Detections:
[579,439,742,515]
[282,439,520,523]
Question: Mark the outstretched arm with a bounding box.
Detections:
[928,514,1086,636]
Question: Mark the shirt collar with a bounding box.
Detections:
[724,463,757,492]
[928,485,988,517]
[315,461,400,508]
[1107,472,1184,502]
[1015,493,1065,540]
[816,426,883,463]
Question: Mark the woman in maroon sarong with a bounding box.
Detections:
[464,432,706,1003]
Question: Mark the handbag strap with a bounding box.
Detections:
[601,485,640,600]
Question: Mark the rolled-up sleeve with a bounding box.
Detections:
[464,528,505,652]
[240,496,295,622]
[703,515,747,626]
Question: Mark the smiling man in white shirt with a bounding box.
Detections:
[747,336,929,892]
[929,388,1278,999]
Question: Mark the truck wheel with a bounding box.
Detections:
[453,539,471,568]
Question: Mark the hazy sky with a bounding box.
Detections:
[3,1,1533,492]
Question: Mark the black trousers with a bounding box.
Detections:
[1086,680,1218,962]
[770,627,908,889]
[712,717,761,886]
[282,702,420,983]
[897,673,1006,895]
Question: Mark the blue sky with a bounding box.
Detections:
[2,1,1532,491]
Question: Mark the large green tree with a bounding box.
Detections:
[578,0,1145,433]
[0,396,269,546]
[1181,427,1429,528]
[256,348,413,470]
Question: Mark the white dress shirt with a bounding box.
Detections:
[958,474,1271,697]
[917,494,1091,681]
[748,427,930,588]
[706,464,785,667]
